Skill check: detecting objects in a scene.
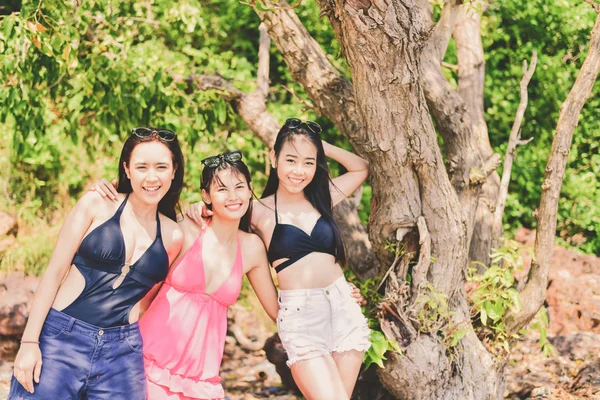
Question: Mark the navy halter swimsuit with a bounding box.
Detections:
[267,193,337,273]
[61,194,170,327]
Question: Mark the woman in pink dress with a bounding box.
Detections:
[139,151,279,400]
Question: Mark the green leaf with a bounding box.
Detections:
[388,339,401,353]
[485,301,504,322]
[371,335,387,357]
[480,308,488,326]
[216,101,226,124]
[3,15,15,38]
[506,288,521,311]
[68,92,85,111]
[450,329,467,347]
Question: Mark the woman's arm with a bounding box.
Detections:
[13,192,99,393]
[140,217,184,315]
[322,141,369,207]
[244,235,279,322]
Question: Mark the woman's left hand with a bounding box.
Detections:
[348,282,365,306]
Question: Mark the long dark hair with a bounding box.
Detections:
[200,158,253,233]
[261,122,346,265]
[116,130,184,221]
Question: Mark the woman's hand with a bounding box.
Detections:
[89,179,118,201]
[348,282,366,306]
[13,343,43,394]
[185,202,213,229]
[321,140,332,157]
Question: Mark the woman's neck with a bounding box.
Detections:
[127,192,159,221]
[208,214,240,244]
[276,187,307,204]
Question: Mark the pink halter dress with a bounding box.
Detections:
[139,228,243,400]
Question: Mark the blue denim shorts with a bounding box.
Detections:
[9,308,146,400]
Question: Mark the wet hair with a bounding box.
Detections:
[261,122,346,265]
[116,130,184,221]
[200,158,253,233]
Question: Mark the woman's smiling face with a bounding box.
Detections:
[124,140,176,205]
[272,135,318,195]
[202,167,251,221]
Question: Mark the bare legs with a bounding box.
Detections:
[290,350,364,400]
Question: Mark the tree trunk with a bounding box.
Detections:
[453,5,502,267]
[317,1,503,397]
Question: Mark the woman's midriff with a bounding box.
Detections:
[276,253,344,290]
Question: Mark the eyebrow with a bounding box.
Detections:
[285,153,316,161]
[133,161,170,165]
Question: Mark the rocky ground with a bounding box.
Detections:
[1,225,599,399]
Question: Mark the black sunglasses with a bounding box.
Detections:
[132,127,177,142]
[201,150,243,168]
[284,118,322,135]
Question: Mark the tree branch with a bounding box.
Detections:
[452,1,503,267]
[256,22,270,100]
[429,0,463,62]
[454,1,489,143]
[255,1,365,149]
[506,14,600,334]
[584,0,600,13]
[493,52,538,234]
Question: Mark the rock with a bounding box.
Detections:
[514,228,600,335]
[551,332,600,361]
[264,333,298,392]
[571,359,600,391]
[0,212,17,237]
[0,211,17,255]
[0,272,40,337]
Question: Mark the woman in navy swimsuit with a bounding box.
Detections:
[9,128,185,400]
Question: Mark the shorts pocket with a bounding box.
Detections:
[40,321,65,339]
[277,297,307,335]
[125,332,144,354]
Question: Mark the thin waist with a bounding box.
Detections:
[278,274,349,300]
[48,307,140,339]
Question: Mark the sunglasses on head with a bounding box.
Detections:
[132,127,177,142]
[201,150,243,168]
[284,118,322,135]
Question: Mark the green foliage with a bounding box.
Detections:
[363,330,401,369]
[468,240,555,357]
[480,0,600,254]
[468,241,524,355]
[0,221,58,276]
[527,307,557,357]
[414,283,467,359]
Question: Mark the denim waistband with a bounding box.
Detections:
[46,307,140,340]
[278,274,350,302]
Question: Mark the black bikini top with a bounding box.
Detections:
[61,194,170,327]
[267,192,336,273]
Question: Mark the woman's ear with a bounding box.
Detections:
[269,150,276,169]
[123,162,131,179]
[201,189,211,205]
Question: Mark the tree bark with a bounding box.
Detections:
[505,12,600,334]
[419,0,499,267]
[453,3,503,267]
[317,1,502,397]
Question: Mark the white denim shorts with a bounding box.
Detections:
[277,275,371,367]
